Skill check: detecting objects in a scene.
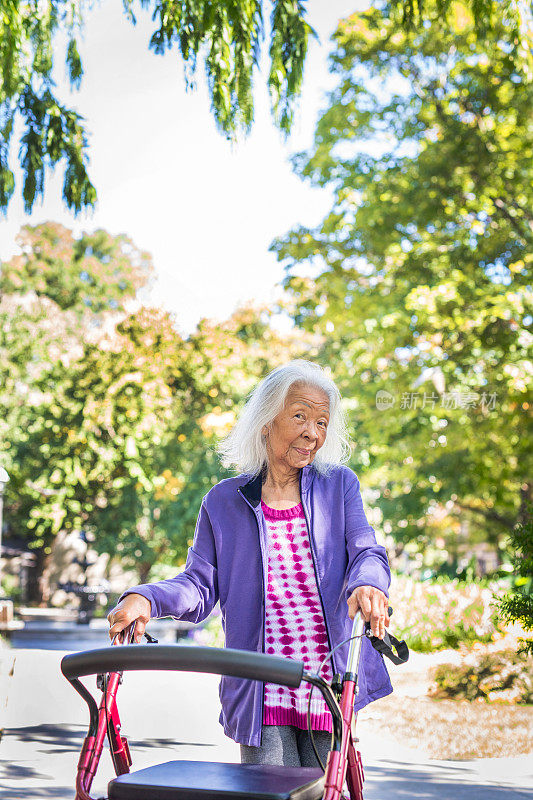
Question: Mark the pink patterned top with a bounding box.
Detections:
[261,500,333,731]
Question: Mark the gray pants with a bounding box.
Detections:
[240,724,332,768]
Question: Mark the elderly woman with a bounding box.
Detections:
[107,360,392,768]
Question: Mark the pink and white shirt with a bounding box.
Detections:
[261,500,333,731]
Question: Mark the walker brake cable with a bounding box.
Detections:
[305,631,366,778]
[306,609,408,794]
[102,622,139,773]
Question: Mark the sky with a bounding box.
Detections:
[0,0,366,335]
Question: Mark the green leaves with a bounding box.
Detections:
[497,503,533,653]
[124,0,312,137]
[0,0,95,214]
[3,1,528,212]
[268,0,315,133]
[66,38,83,90]
[1,0,312,210]
[17,87,95,214]
[388,0,533,81]
[0,223,153,315]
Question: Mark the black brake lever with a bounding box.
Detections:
[366,624,409,664]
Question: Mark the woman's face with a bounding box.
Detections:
[263,383,330,473]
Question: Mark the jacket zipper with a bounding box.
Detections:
[238,487,266,739]
[239,472,336,738]
[299,471,337,676]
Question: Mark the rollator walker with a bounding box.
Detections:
[61,610,408,800]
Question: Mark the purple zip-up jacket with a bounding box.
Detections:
[120,464,393,746]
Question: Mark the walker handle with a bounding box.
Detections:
[62,644,304,687]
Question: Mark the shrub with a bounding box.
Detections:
[496,503,533,655]
[0,574,22,602]
[187,574,510,654]
[391,573,506,652]
[429,649,533,703]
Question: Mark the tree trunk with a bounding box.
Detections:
[518,481,532,528]
[138,561,151,584]
[27,548,50,605]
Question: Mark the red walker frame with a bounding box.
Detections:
[62,611,408,800]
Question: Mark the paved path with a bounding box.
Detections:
[1,647,532,799]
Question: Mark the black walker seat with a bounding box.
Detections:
[108,760,324,800]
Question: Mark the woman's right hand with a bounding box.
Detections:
[107,593,152,644]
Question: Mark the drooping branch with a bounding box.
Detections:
[454,501,516,530]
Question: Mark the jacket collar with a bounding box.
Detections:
[239,464,315,508]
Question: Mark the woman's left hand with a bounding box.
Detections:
[347,586,390,639]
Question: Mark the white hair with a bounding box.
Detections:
[217,359,351,476]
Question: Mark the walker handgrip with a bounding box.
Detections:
[61,644,304,687]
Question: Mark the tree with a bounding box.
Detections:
[70,304,311,583]
[272,1,532,564]
[0,222,153,314]
[2,0,530,214]
[0,222,312,599]
[0,222,154,598]
[17,304,207,586]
